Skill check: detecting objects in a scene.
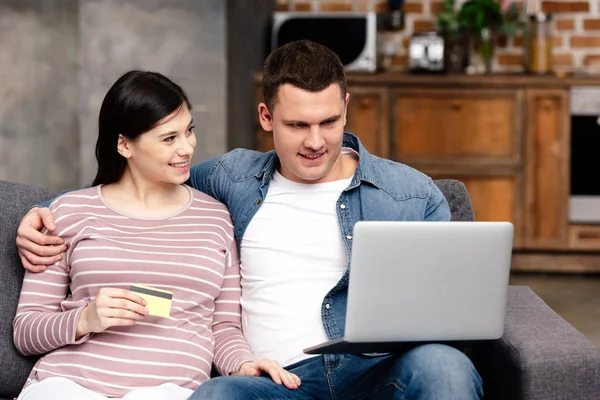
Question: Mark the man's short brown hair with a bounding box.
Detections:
[262,40,347,113]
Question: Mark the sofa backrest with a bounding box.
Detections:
[0,180,57,398]
[433,179,476,222]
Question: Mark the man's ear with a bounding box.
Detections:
[117,134,133,159]
[258,103,274,132]
[343,92,350,126]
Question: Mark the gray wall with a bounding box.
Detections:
[0,0,228,190]
[0,0,80,190]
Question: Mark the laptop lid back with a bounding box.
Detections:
[344,221,513,343]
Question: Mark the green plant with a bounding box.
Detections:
[435,0,462,38]
[436,0,526,66]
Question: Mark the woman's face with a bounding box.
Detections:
[120,105,196,186]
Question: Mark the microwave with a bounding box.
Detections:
[271,12,377,73]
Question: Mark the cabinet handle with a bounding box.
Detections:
[360,98,373,108]
[541,99,554,112]
[578,230,600,240]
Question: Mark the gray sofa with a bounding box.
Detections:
[1,179,599,400]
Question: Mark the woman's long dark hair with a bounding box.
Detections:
[92,70,192,186]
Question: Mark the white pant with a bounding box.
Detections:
[18,377,194,400]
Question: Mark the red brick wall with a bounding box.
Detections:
[275,0,600,73]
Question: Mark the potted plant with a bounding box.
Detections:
[436,0,525,74]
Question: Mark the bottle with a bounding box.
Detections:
[525,12,553,74]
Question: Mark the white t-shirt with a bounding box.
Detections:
[240,155,355,367]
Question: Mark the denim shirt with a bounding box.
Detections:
[189,132,451,342]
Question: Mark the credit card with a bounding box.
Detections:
[130,285,173,318]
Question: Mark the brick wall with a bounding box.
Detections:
[275,0,600,73]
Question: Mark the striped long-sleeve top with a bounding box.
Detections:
[13,185,255,397]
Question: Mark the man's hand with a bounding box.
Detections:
[16,207,65,272]
[76,288,149,339]
[233,359,301,389]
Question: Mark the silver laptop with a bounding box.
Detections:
[304,221,514,354]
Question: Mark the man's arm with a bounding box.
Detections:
[17,155,224,273]
[188,155,222,197]
[424,179,452,221]
[16,189,80,272]
[18,155,225,273]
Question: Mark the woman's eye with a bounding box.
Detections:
[187,125,196,135]
[163,136,175,143]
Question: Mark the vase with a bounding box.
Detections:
[467,28,495,75]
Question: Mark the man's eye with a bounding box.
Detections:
[291,123,306,129]
[321,120,335,126]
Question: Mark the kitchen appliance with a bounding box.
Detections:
[408,31,445,73]
[271,11,377,73]
[569,86,600,223]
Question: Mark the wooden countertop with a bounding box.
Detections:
[254,72,600,88]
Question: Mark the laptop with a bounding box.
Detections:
[304,221,514,354]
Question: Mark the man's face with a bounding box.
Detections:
[258,83,350,184]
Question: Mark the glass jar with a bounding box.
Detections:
[524,13,553,74]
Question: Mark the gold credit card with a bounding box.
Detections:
[130,285,173,318]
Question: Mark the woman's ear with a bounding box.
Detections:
[117,134,133,159]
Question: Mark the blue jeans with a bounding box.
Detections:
[189,344,483,400]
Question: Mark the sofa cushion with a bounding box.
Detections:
[0,180,56,399]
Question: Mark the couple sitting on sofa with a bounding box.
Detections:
[14,40,482,400]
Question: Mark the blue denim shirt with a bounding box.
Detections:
[189,132,450,342]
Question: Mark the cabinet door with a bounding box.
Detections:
[345,87,390,158]
[524,89,569,249]
[430,173,524,248]
[392,89,522,168]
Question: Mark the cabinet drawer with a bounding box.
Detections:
[569,225,600,250]
[393,89,521,164]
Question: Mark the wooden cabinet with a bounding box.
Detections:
[253,73,600,273]
[524,90,570,250]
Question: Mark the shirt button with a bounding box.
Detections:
[339,204,346,209]
[325,304,331,310]
[346,235,353,240]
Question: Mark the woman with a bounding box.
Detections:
[13,70,300,399]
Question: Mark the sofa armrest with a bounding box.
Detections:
[472,285,600,400]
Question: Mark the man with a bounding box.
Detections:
[17,40,483,399]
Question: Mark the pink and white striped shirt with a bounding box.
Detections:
[13,185,255,397]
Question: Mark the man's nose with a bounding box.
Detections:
[304,127,325,149]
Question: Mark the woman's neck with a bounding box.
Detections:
[112,168,182,207]
[100,168,190,219]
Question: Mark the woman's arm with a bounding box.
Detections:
[12,238,90,356]
[211,260,256,375]
[211,242,301,389]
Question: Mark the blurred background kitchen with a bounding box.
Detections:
[0,0,598,346]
